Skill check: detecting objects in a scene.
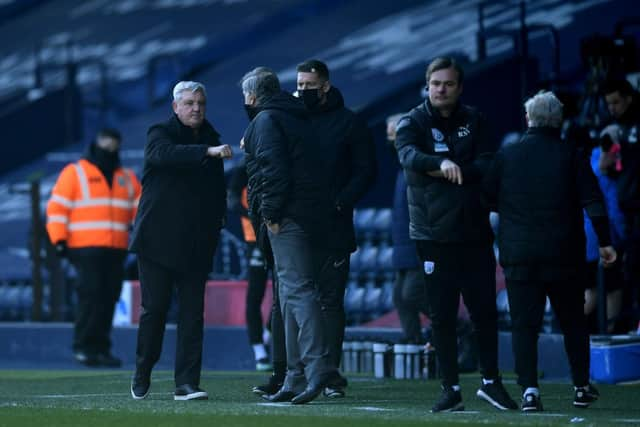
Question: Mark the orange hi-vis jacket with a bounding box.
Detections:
[240,187,256,242]
[46,159,142,250]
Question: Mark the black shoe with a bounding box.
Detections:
[573,384,599,408]
[96,353,122,368]
[323,386,346,398]
[476,378,518,410]
[252,374,285,396]
[131,375,150,400]
[431,386,464,412]
[174,384,208,401]
[262,388,296,402]
[73,351,99,367]
[521,392,543,412]
[291,383,324,405]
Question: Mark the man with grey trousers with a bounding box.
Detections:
[240,67,338,404]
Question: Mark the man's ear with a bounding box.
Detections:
[172,100,178,114]
[322,80,332,94]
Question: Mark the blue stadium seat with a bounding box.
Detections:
[376,244,393,273]
[354,208,377,232]
[344,280,365,325]
[349,249,361,273]
[380,279,395,313]
[362,281,383,321]
[357,245,378,274]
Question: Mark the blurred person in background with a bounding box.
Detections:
[295,59,376,398]
[599,78,640,318]
[129,81,232,401]
[387,112,429,345]
[227,160,273,372]
[395,57,516,413]
[46,128,141,367]
[484,91,616,412]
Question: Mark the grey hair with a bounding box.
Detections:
[524,91,563,128]
[240,67,280,105]
[173,81,206,102]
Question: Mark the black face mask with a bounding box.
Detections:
[244,104,258,121]
[299,88,322,110]
[94,144,119,165]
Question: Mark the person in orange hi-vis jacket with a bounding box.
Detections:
[46,127,141,368]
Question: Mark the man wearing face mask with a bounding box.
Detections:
[241,67,338,404]
[296,59,376,398]
[47,128,141,367]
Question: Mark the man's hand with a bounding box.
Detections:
[265,220,280,235]
[207,144,233,159]
[599,246,617,268]
[440,159,463,185]
[600,124,621,145]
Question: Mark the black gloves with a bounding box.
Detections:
[55,241,68,258]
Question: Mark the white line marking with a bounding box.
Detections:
[613,419,640,424]
[257,402,291,407]
[524,413,567,417]
[353,406,395,412]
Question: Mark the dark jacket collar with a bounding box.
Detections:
[256,90,307,118]
[169,113,220,144]
[310,86,345,114]
[525,126,562,139]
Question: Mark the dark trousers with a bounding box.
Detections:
[245,242,269,345]
[70,249,126,354]
[506,277,590,389]
[316,251,350,370]
[270,275,287,374]
[393,267,428,343]
[416,241,499,387]
[135,256,209,387]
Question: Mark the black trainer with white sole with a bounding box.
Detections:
[174,384,208,401]
[521,392,543,412]
[431,387,464,413]
[573,384,599,408]
[476,378,518,410]
[130,380,150,400]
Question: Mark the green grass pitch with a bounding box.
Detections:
[1,370,639,426]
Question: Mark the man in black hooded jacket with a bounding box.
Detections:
[295,59,376,398]
[240,67,337,405]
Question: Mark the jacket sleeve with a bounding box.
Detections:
[46,164,77,244]
[460,113,496,182]
[254,115,290,223]
[128,169,142,224]
[482,148,503,211]
[575,148,611,246]
[395,116,443,173]
[227,164,249,217]
[145,124,209,168]
[335,116,377,209]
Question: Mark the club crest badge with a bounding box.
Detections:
[424,261,435,275]
[431,128,444,142]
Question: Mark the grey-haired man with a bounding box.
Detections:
[129,81,232,401]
